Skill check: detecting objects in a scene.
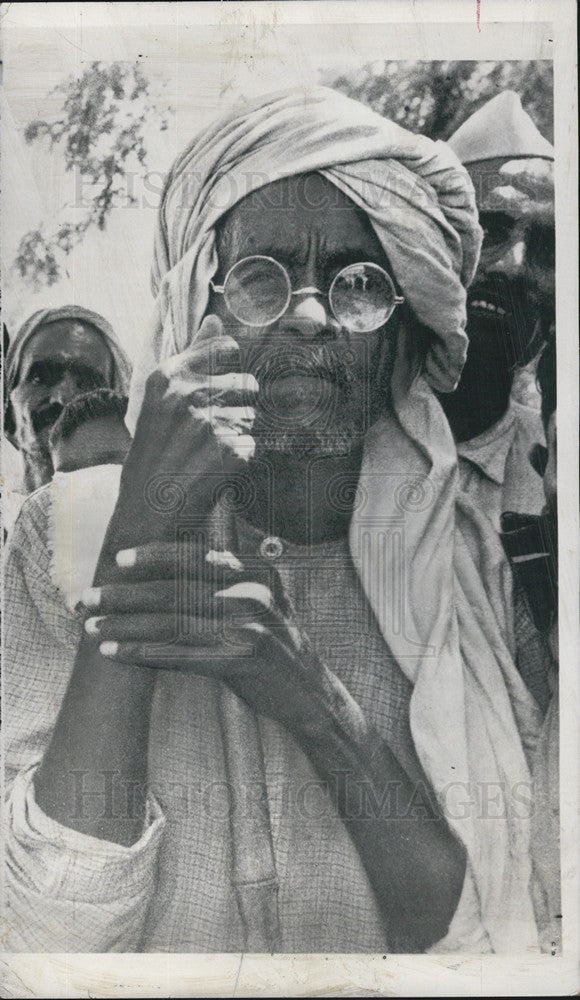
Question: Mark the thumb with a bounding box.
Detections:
[195,313,227,345]
[162,314,239,379]
[196,313,241,375]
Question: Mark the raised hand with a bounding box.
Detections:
[485,157,554,225]
[97,314,257,575]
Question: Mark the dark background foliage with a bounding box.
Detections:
[329,60,553,142]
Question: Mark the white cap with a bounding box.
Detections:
[448,91,554,165]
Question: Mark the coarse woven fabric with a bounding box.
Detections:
[349,388,543,953]
[127,84,481,428]
[3,480,458,953]
[3,477,550,953]
[456,400,546,532]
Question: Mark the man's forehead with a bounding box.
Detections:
[218,173,382,256]
[19,320,114,377]
[231,173,351,209]
[22,320,109,358]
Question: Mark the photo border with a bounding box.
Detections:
[1,1,577,996]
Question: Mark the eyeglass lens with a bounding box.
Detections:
[224,257,290,326]
[223,256,398,331]
[330,263,398,333]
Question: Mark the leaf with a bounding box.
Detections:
[17,61,173,285]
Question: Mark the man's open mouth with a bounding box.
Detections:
[468,299,508,318]
[466,277,527,327]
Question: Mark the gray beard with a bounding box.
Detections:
[253,418,365,458]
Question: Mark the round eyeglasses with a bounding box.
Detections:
[210,256,404,333]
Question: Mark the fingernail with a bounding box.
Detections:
[85,616,104,636]
[81,587,101,609]
[99,641,118,657]
[205,549,243,571]
[116,549,136,568]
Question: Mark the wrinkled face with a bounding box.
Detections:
[9,320,114,457]
[209,173,399,457]
[466,156,555,367]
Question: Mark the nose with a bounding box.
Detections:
[489,239,526,279]
[50,370,81,407]
[278,294,338,341]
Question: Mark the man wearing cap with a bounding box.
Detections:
[4,89,545,954]
[4,306,132,493]
[443,91,555,530]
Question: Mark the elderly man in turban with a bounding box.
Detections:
[442,91,555,531]
[4,306,132,492]
[4,88,545,954]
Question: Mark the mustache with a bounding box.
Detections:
[31,401,64,435]
[247,345,355,390]
[48,389,128,448]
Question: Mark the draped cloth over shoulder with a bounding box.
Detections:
[128,86,543,952]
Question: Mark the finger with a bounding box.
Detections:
[216,580,297,626]
[83,561,245,613]
[216,580,276,611]
[189,403,255,438]
[82,580,176,613]
[98,640,259,674]
[187,372,259,408]
[167,371,258,409]
[216,586,303,652]
[163,316,240,380]
[190,403,256,461]
[86,613,223,644]
[237,616,303,656]
[160,373,256,408]
[114,539,203,578]
[195,313,227,345]
[86,604,274,645]
[113,539,244,581]
[82,579,218,615]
